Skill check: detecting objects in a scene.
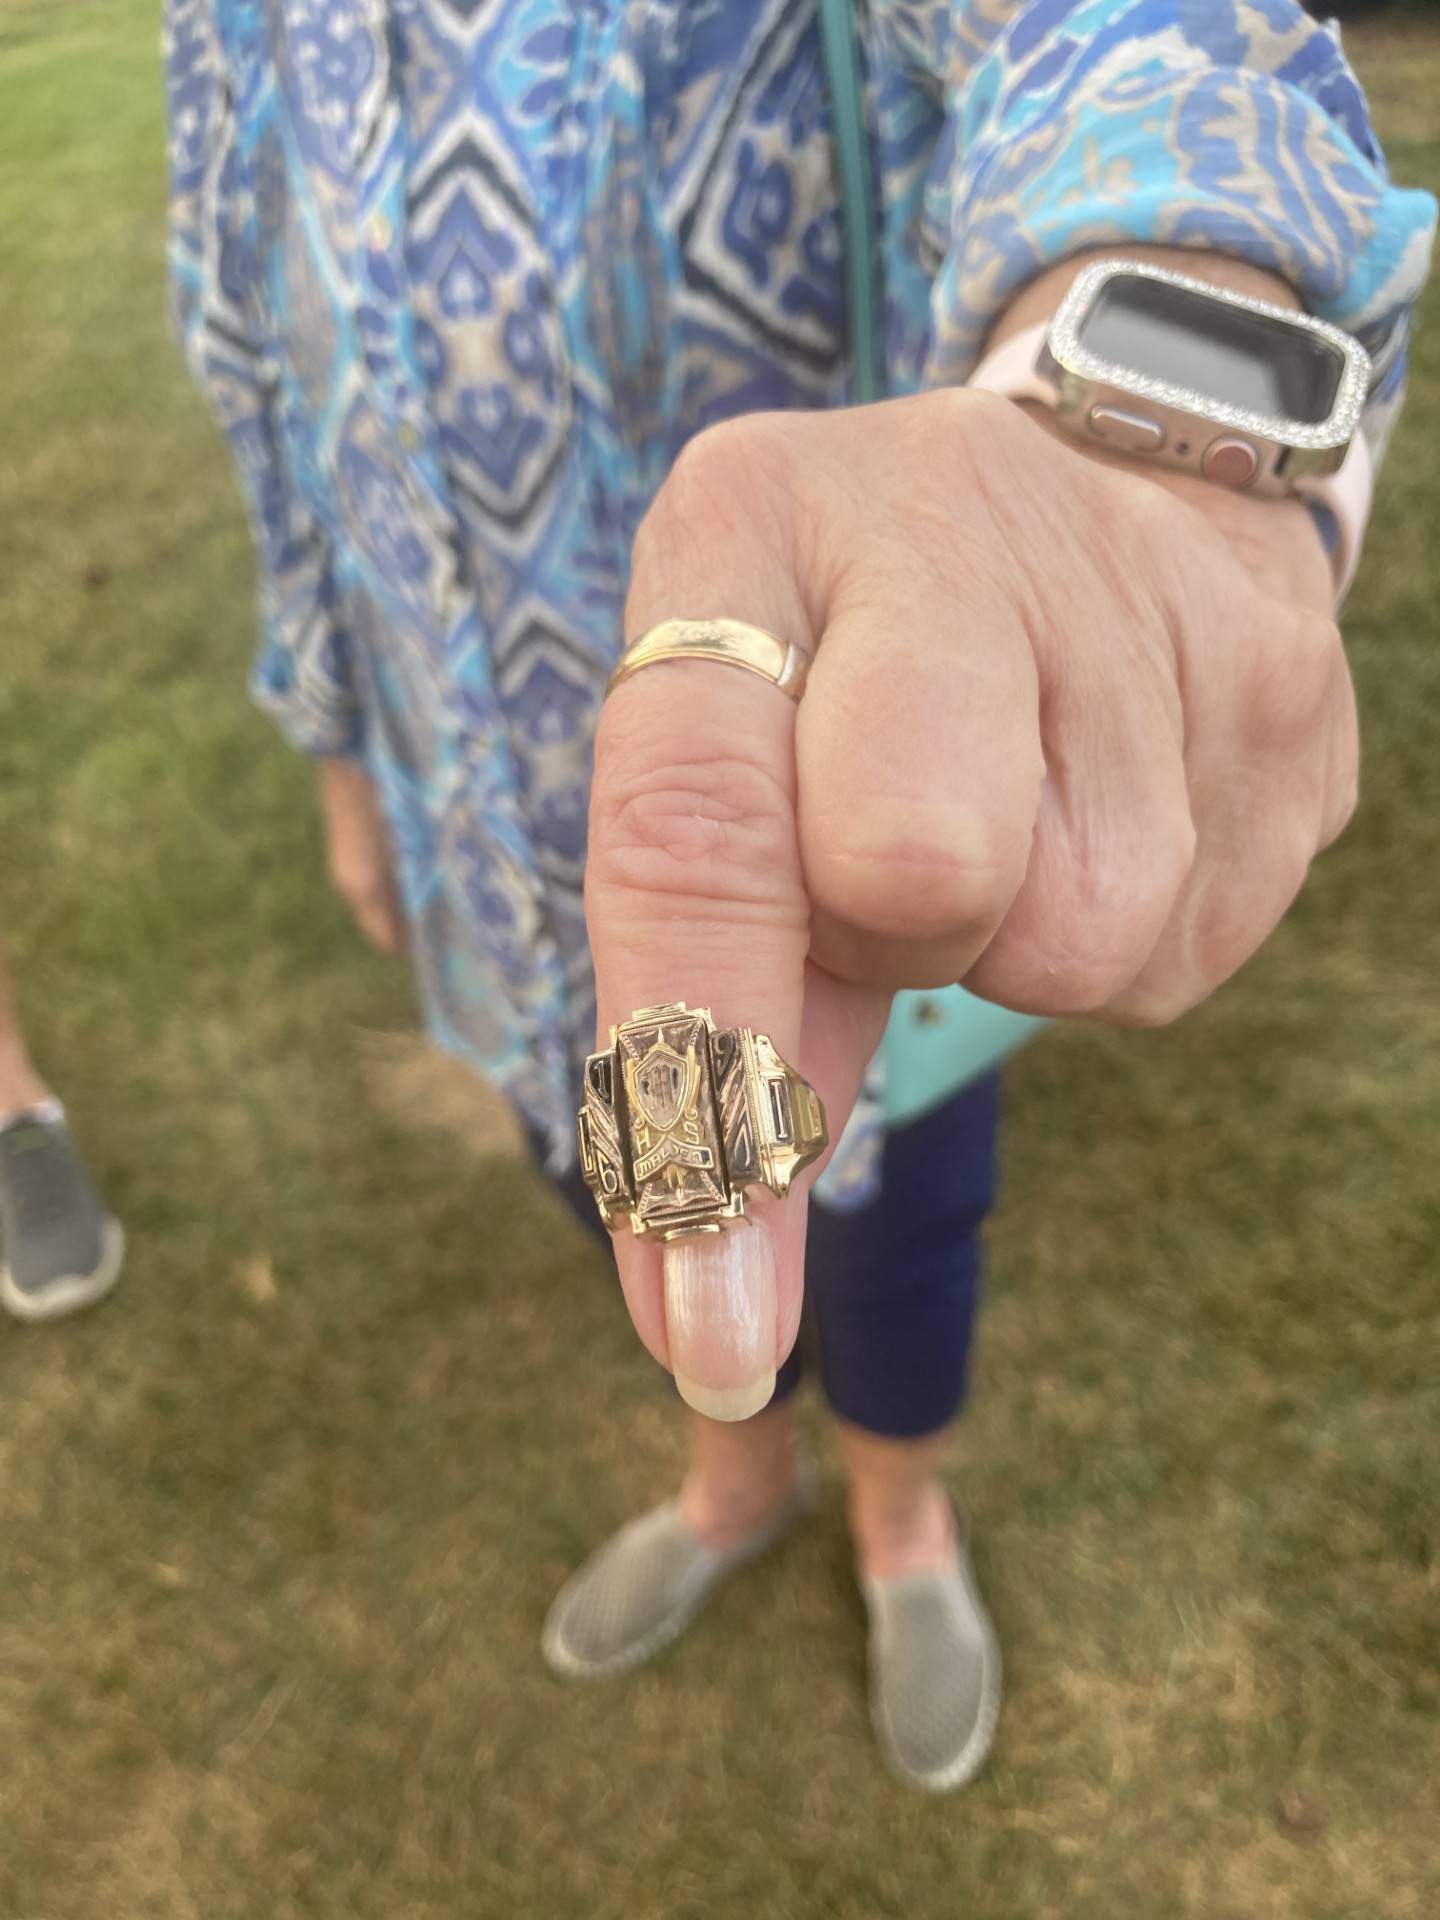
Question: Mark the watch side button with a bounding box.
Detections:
[1202,436,1260,489]
[1087,405,1166,453]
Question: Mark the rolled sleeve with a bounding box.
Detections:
[900,0,1435,460]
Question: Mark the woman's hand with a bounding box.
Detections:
[585,383,1353,1391]
[319,759,404,956]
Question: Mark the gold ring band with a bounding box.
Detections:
[577,1003,828,1241]
[607,618,811,702]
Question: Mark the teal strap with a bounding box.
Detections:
[818,0,884,406]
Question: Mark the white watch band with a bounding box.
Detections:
[967,325,1056,408]
[1303,429,1372,606]
[968,321,1371,604]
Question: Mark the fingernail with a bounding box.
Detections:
[663,1224,777,1423]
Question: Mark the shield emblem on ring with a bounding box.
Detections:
[633,1042,693,1133]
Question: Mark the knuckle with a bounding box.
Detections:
[1108,823,1313,1028]
[880,389,1017,525]
[589,740,801,922]
[681,412,797,490]
[1246,614,1342,752]
[633,416,796,578]
[646,428,724,532]
[1015,815,1195,1014]
[1089,472,1187,595]
[804,800,1029,945]
[904,385,994,463]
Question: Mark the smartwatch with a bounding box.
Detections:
[968,259,1374,601]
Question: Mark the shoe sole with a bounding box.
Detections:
[0,1217,126,1323]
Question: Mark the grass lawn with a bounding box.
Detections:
[1,5,1436,1915]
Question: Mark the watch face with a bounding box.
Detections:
[1076,272,1347,426]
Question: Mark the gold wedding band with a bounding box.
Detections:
[577,1003,828,1240]
[606,618,811,702]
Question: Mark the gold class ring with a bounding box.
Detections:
[577,1003,828,1240]
[606,618,811,702]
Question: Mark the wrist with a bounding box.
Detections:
[977,251,1345,609]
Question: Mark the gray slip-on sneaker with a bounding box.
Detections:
[0,1113,125,1323]
[543,1465,816,1679]
[863,1529,1002,1793]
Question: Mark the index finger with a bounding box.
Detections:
[585,435,819,1421]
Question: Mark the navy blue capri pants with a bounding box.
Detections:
[544,1071,1002,1441]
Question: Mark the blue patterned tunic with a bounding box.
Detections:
[165,0,1434,1179]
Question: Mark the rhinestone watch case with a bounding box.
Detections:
[1041,260,1371,497]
